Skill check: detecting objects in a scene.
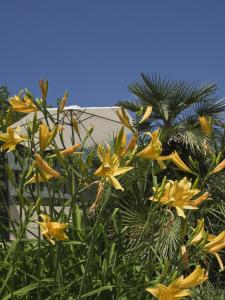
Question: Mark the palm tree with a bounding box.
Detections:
[117,73,225,153]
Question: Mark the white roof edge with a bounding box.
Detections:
[49,105,122,110]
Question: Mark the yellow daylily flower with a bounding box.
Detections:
[137,129,170,168]
[26,172,55,184]
[190,219,206,245]
[94,144,133,191]
[210,158,225,174]
[116,108,135,132]
[150,177,209,218]
[190,220,225,270]
[204,231,225,270]
[0,127,27,151]
[39,123,58,151]
[37,214,68,245]
[146,266,207,300]
[139,106,152,124]
[199,116,212,136]
[146,284,191,300]
[59,91,68,112]
[170,151,193,174]
[26,154,61,184]
[35,154,61,178]
[9,95,38,113]
[59,144,81,157]
[114,127,138,159]
[177,266,208,289]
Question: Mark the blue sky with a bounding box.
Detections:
[1,0,225,107]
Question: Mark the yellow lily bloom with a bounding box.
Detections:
[199,116,212,136]
[37,214,68,245]
[9,95,38,113]
[94,144,133,191]
[146,284,191,300]
[116,108,135,132]
[190,219,206,245]
[114,127,138,159]
[59,91,68,112]
[210,158,225,174]
[0,127,27,151]
[26,154,61,184]
[39,123,58,151]
[137,129,170,168]
[150,177,208,218]
[146,266,207,299]
[204,231,225,270]
[59,144,81,157]
[190,221,225,270]
[170,151,193,174]
[177,266,208,289]
[139,106,152,124]
[35,154,61,177]
[26,172,55,184]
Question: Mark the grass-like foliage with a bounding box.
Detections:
[0,81,225,299]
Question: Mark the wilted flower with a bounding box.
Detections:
[37,214,68,245]
[146,266,208,299]
[9,95,38,113]
[39,123,58,151]
[94,144,133,191]
[139,106,152,124]
[0,127,27,151]
[150,177,209,218]
[199,116,212,136]
[180,245,189,266]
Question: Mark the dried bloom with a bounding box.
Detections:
[181,245,189,266]
[0,127,27,151]
[9,95,38,113]
[37,214,68,245]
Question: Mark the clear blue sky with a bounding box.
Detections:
[1,0,225,107]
